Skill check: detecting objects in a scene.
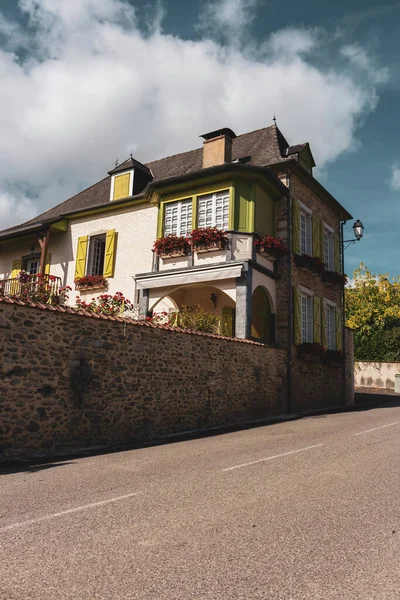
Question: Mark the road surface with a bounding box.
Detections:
[1,402,399,599]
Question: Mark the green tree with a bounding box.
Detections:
[345,263,400,361]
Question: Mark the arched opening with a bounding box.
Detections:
[251,286,274,343]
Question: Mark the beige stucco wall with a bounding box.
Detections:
[0,203,158,305]
[355,362,400,390]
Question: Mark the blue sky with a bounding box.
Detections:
[0,0,399,277]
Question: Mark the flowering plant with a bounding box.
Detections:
[74,274,108,289]
[75,292,133,316]
[190,227,228,249]
[254,235,288,255]
[153,235,190,257]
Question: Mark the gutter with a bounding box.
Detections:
[286,176,293,414]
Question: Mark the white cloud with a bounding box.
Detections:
[340,44,389,84]
[0,0,389,229]
[390,163,400,191]
[198,0,259,40]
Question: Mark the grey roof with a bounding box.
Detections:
[0,125,319,238]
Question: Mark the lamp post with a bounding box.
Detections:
[340,219,364,404]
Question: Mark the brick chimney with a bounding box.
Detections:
[200,128,236,169]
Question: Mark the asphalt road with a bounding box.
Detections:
[1,402,399,600]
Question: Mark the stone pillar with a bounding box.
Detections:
[139,289,149,318]
[235,265,252,339]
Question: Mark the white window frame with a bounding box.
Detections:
[298,201,312,256]
[298,285,313,344]
[323,222,334,271]
[109,169,134,202]
[197,190,230,230]
[87,234,106,276]
[324,299,336,350]
[163,199,193,237]
[26,258,40,275]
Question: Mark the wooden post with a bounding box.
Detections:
[38,229,50,276]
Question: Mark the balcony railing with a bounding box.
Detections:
[0,274,62,301]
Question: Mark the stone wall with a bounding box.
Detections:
[0,300,286,461]
[355,361,400,391]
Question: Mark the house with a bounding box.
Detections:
[0,124,352,351]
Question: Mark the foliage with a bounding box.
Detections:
[345,263,400,361]
[173,304,219,333]
[254,235,288,254]
[153,235,190,257]
[75,292,134,316]
[74,274,108,289]
[190,227,228,248]
[4,271,70,305]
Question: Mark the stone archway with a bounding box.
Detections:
[251,286,274,343]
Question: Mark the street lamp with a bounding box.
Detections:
[343,220,365,249]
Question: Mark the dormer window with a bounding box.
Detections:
[108,156,153,201]
[110,170,134,201]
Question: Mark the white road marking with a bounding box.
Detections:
[222,444,324,472]
[0,491,140,532]
[354,421,399,436]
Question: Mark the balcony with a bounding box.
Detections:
[0,273,63,303]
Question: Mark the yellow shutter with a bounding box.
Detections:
[221,306,234,337]
[293,288,302,345]
[321,301,327,348]
[103,229,116,278]
[74,236,88,279]
[45,254,51,275]
[292,201,301,255]
[334,235,340,273]
[312,217,321,259]
[11,259,22,278]
[336,308,342,351]
[113,173,131,201]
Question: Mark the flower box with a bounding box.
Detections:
[255,236,288,259]
[296,342,326,361]
[153,235,190,258]
[194,241,227,253]
[74,275,108,291]
[323,271,347,286]
[295,254,325,276]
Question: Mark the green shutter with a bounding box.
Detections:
[336,308,342,351]
[313,296,321,344]
[293,288,302,345]
[312,218,321,259]
[292,201,301,255]
[11,259,22,278]
[321,301,327,348]
[103,229,116,278]
[221,306,234,337]
[334,235,340,273]
[74,236,88,279]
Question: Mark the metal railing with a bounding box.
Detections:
[0,274,62,300]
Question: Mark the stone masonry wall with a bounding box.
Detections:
[0,300,287,461]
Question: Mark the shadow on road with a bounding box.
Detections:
[0,461,74,476]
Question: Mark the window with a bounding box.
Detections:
[325,304,336,350]
[87,235,106,275]
[26,259,40,275]
[164,199,192,236]
[323,226,334,270]
[300,291,313,343]
[300,210,312,255]
[112,172,132,201]
[198,190,229,229]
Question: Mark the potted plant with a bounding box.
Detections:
[74,274,108,291]
[254,235,288,258]
[190,227,228,253]
[153,234,190,258]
